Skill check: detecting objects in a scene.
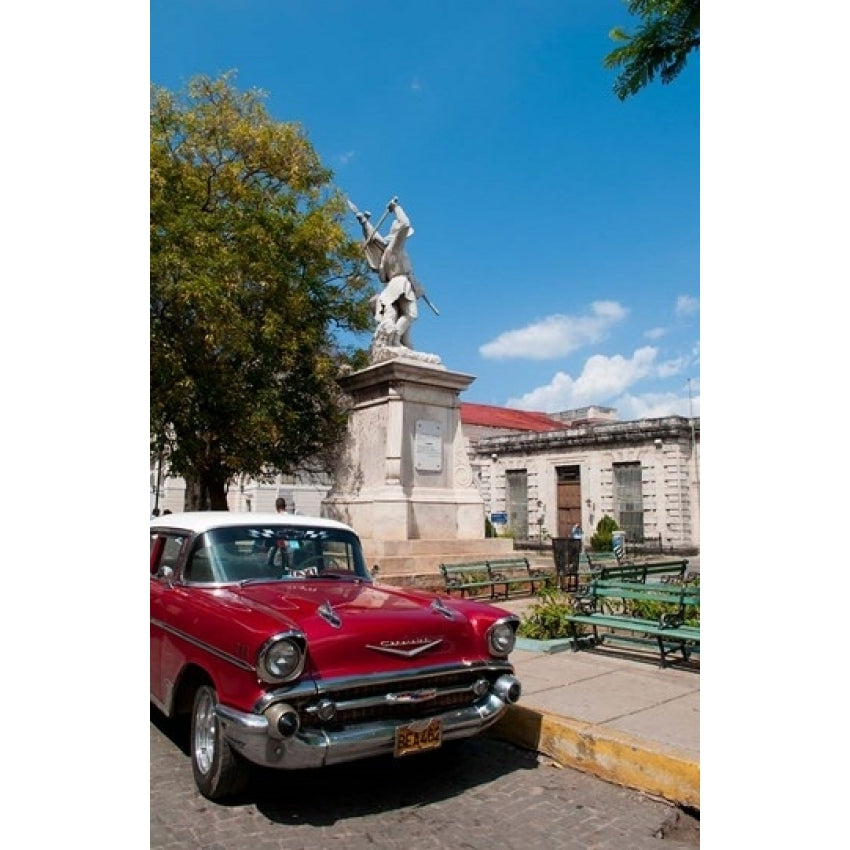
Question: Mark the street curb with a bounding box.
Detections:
[514,636,574,653]
[488,704,700,810]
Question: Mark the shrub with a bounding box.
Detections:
[590,515,619,552]
[517,587,583,640]
[628,576,700,626]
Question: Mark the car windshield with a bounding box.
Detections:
[183,524,370,585]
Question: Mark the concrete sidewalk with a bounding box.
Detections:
[487,596,700,809]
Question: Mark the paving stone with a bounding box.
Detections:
[151,712,698,848]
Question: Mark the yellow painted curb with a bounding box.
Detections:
[489,704,699,810]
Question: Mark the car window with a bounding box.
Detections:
[184,544,217,583]
[150,533,187,575]
[150,533,165,574]
[193,525,369,583]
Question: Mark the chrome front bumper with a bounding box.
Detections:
[215,672,522,770]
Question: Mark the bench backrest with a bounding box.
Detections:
[439,562,491,582]
[487,557,531,574]
[602,564,684,579]
[590,579,700,608]
[584,551,618,570]
[598,559,688,581]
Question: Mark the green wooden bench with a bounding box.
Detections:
[564,578,700,668]
[583,546,688,581]
[581,550,617,569]
[439,561,497,599]
[597,559,689,583]
[487,557,553,599]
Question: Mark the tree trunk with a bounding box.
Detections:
[183,475,203,511]
[182,471,230,511]
[205,473,229,510]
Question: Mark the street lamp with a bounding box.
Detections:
[152,451,163,513]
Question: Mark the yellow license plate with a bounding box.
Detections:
[394,718,442,757]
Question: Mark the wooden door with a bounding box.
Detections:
[556,465,582,537]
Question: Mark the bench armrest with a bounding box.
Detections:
[571,596,596,615]
[659,611,684,629]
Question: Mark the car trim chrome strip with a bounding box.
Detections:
[150,618,256,673]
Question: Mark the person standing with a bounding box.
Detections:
[567,522,584,573]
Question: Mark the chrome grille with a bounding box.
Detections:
[297,669,498,728]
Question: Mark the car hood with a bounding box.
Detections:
[222,579,512,679]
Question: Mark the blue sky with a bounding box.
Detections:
[150,0,699,420]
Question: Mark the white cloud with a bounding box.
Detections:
[645,326,667,340]
[656,355,688,378]
[337,150,355,165]
[676,294,699,316]
[479,300,628,361]
[614,390,700,420]
[506,346,657,410]
[576,346,657,397]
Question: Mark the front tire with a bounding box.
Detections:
[190,685,250,801]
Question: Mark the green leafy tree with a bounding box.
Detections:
[604,0,700,100]
[151,73,373,510]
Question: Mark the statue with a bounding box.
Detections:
[348,197,439,358]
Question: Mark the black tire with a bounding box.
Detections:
[190,685,250,801]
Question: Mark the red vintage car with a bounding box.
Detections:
[150,512,522,800]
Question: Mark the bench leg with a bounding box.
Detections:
[655,635,668,668]
[655,636,692,668]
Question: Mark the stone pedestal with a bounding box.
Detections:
[322,356,513,582]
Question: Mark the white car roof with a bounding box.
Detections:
[150,511,356,535]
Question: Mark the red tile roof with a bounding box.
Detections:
[460,403,562,432]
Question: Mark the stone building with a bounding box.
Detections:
[151,402,700,555]
[464,403,699,553]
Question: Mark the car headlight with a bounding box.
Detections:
[487,619,517,657]
[257,632,307,683]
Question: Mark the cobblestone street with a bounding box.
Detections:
[151,710,698,849]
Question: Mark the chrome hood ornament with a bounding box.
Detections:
[430,597,455,619]
[317,600,342,629]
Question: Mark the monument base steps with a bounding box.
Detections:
[361,537,514,584]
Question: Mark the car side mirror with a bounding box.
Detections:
[158,565,175,585]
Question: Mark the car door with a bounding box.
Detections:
[150,530,188,709]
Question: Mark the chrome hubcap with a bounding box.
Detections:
[193,689,216,775]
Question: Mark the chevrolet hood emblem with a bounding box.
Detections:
[366,638,443,657]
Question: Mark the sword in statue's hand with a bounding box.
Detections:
[346,198,394,247]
